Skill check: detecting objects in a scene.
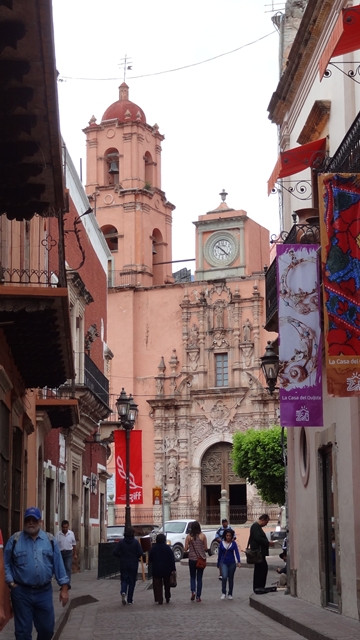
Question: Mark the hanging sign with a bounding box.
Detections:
[152,486,162,505]
[319,173,360,396]
[114,430,143,504]
[277,244,323,426]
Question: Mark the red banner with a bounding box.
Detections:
[319,173,360,396]
[114,430,143,504]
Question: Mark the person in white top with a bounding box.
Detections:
[55,521,77,585]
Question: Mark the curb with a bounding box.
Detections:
[53,595,98,640]
[249,595,329,640]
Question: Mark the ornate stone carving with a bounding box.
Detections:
[155,377,164,395]
[210,400,230,427]
[212,330,229,349]
[175,374,193,395]
[241,344,254,367]
[154,460,163,486]
[187,350,200,371]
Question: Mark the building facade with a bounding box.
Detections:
[84,86,279,526]
[266,0,360,620]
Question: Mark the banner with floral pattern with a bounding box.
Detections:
[319,173,360,396]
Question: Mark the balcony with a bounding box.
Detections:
[36,388,79,429]
[265,221,320,332]
[82,353,109,408]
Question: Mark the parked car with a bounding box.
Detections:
[106,524,158,543]
[154,519,219,562]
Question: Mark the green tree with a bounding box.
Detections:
[232,426,286,505]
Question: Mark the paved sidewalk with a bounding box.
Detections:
[2,561,359,640]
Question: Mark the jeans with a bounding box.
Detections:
[11,584,54,640]
[221,562,236,596]
[60,550,73,585]
[189,559,204,598]
[253,557,268,591]
[120,561,138,604]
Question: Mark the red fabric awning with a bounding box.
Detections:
[267,138,327,196]
[319,5,360,79]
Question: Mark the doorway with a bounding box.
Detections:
[320,445,339,608]
[201,443,246,524]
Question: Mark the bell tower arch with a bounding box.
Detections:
[83,84,175,286]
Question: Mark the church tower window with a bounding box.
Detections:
[101,224,118,252]
[105,148,119,186]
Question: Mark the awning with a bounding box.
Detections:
[267,138,327,195]
[319,5,360,79]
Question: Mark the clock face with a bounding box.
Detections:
[213,239,232,260]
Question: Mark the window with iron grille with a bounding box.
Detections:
[215,353,228,387]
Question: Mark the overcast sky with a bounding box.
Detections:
[53,0,283,272]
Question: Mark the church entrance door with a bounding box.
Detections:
[201,443,246,524]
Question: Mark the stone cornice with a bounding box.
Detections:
[268,0,336,125]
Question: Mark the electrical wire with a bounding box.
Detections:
[58,30,276,82]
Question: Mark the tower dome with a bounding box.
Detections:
[101,83,146,123]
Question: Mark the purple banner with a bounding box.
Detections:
[277,244,323,427]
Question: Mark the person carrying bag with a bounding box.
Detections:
[248,514,274,592]
[184,521,208,602]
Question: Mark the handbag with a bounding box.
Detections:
[245,536,263,565]
[169,570,177,588]
[190,539,207,569]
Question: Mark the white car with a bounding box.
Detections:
[154,519,219,562]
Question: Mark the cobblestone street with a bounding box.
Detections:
[63,564,303,640]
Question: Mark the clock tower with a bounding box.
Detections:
[193,190,269,281]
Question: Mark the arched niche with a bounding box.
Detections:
[104,147,119,186]
[101,224,118,252]
[152,228,163,285]
[144,151,153,188]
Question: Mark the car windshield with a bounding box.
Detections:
[163,522,186,533]
[107,526,125,537]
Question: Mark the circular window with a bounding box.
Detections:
[299,427,310,486]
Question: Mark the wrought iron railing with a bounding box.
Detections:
[110,270,137,288]
[324,110,360,172]
[84,353,109,406]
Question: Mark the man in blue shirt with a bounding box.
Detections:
[4,507,69,640]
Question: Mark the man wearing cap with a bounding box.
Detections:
[4,507,69,640]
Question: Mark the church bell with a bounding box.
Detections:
[108,161,119,175]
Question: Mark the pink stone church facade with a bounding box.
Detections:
[83,84,278,524]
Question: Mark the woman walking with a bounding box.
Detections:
[184,521,208,602]
[113,527,143,605]
[217,529,241,599]
[148,533,176,604]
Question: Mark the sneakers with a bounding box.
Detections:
[228,595,233,600]
[221,594,226,600]
[196,597,201,602]
[121,593,127,605]
[191,592,195,601]
[218,576,222,581]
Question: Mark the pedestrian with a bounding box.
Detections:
[217,529,241,600]
[215,518,236,580]
[4,507,69,640]
[55,520,77,585]
[276,551,287,586]
[248,513,274,592]
[184,520,208,603]
[113,526,143,605]
[148,533,176,605]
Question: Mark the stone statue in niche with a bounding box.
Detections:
[188,324,199,348]
[167,455,177,482]
[242,344,253,367]
[243,318,252,342]
[214,305,224,329]
[154,461,163,486]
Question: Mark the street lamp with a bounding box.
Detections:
[260,341,279,395]
[115,388,138,528]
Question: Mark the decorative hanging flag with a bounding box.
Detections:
[319,173,360,396]
[277,244,323,426]
[114,430,143,504]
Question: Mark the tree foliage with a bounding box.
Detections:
[232,426,286,506]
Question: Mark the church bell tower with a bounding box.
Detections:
[83,83,175,286]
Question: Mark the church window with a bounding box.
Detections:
[105,148,119,186]
[101,225,118,252]
[215,353,228,387]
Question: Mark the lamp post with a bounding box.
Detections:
[260,340,280,395]
[115,388,138,529]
